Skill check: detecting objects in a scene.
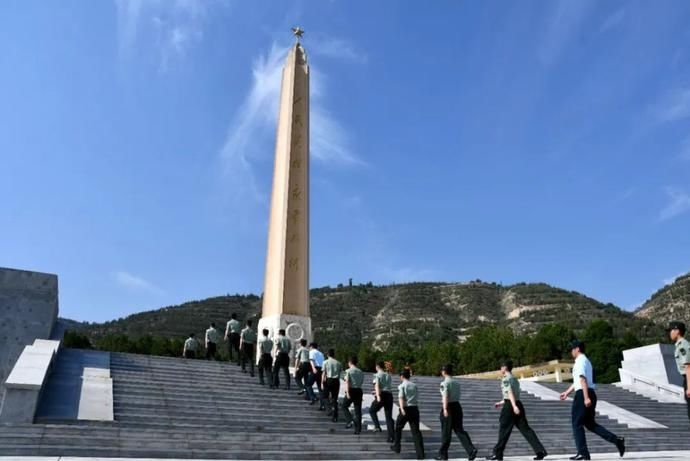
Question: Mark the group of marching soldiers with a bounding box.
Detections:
[180,315,646,461]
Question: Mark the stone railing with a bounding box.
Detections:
[0,339,60,422]
[460,360,574,383]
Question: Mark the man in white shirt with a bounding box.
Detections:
[306,342,325,408]
[559,340,625,460]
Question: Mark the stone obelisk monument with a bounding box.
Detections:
[258,28,311,346]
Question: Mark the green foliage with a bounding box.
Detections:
[78,319,651,384]
[63,330,92,349]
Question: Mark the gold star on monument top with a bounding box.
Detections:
[292,27,304,41]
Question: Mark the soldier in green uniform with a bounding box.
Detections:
[182,333,199,359]
[341,355,364,434]
[321,349,343,422]
[391,368,425,460]
[668,321,690,422]
[258,328,273,387]
[294,338,311,395]
[370,361,395,442]
[239,320,256,377]
[436,364,477,461]
[205,322,221,360]
[272,329,291,390]
[224,313,242,365]
[487,360,546,460]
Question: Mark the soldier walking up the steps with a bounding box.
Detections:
[667,321,690,423]
[182,333,199,359]
[369,361,395,443]
[258,328,274,387]
[307,343,325,408]
[273,328,292,389]
[322,348,343,422]
[224,313,242,365]
[486,360,545,461]
[435,364,477,461]
[205,323,221,360]
[391,368,425,460]
[294,338,311,395]
[239,320,257,377]
[341,355,364,434]
[560,340,625,460]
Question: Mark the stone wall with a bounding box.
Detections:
[0,268,58,409]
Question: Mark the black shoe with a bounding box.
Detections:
[569,455,590,461]
[469,449,478,461]
[332,417,338,423]
[309,399,317,405]
[242,369,247,373]
[297,390,305,395]
[534,453,547,460]
[616,437,625,457]
[345,421,354,429]
[259,382,265,386]
[354,430,361,435]
[486,456,503,461]
[374,427,382,432]
[327,410,333,416]
[435,455,448,461]
[390,445,401,454]
[387,437,395,443]
[319,405,326,411]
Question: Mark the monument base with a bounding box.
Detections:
[257,314,312,363]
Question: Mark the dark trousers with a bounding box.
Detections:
[258,352,273,386]
[205,342,217,360]
[393,406,425,460]
[228,332,240,363]
[369,391,394,439]
[341,388,363,432]
[572,390,618,456]
[241,343,255,375]
[295,362,311,391]
[683,375,690,419]
[440,401,476,457]
[184,350,196,359]
[493,400,544,457]
[323,378,340,419]
[305,367,323,402]
[273,352,290,389]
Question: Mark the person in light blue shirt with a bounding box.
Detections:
[306,342,325,407]
[559,340,625,460]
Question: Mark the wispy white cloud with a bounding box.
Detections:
[598,8,626,34]
[660,187,690,221]
[679,135,690,161]
[663,271,689,286]
[114,0,219,71]
[653,87,690,123]
[538,0,593,66]
[311,36,367,63]
[219,40,365,203]
[113,270,165,295]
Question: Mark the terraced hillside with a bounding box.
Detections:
[636,272,690,325]
[68,281,660,350]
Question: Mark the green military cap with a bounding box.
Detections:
[667,321,687,335]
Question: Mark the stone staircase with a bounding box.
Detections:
[1,349,689,459]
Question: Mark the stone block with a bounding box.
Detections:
[0,267,58,409]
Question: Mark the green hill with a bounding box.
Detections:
[635,272,690,325]
[66,281,662,349]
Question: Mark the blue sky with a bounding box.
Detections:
[1,0,690,322]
